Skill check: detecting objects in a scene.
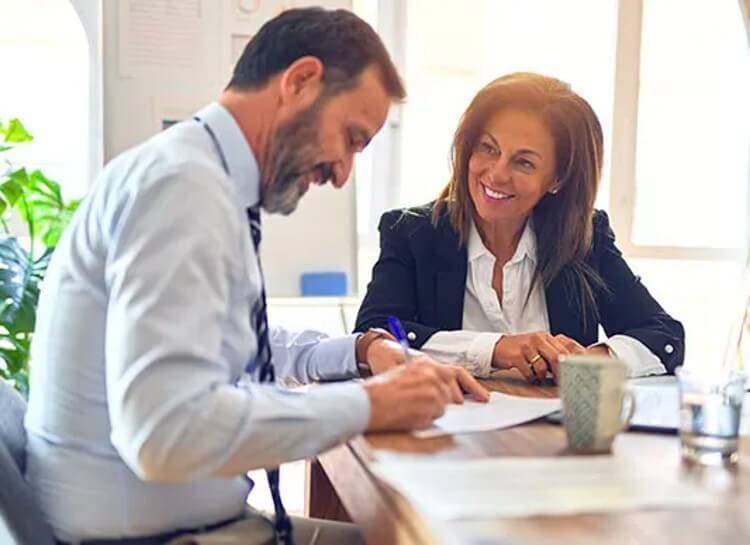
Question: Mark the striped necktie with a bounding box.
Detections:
[246,204,294,545]
[246,206,274,382]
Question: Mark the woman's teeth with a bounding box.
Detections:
[483,184,514,201]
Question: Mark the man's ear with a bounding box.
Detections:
[278,56,324,106]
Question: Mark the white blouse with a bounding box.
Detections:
[421,220,667,379]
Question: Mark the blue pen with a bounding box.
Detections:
[387,315,413,362]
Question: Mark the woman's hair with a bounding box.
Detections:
[432,72,606,319]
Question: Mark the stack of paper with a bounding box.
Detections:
[371,455,713,521]
[415,392,561,438]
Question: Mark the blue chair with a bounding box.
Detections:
[0,380,56,545]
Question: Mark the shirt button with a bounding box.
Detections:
[407,331,417,342]
[664,344,674,354]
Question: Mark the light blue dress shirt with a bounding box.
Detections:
[24,102,369,542]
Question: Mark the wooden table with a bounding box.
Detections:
[309,372,750,545]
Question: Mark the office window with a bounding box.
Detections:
[621,0,750,370]
[632,0,749,250]
[397,0,619,211]
[0,0,91,200]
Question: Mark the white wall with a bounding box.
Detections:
[99,0,357,296]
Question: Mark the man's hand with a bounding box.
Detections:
[363,356,489,432]
[365,338,411,374]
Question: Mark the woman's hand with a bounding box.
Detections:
[492,332,586,383]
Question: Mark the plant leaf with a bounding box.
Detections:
[28,170,62,201]
[17,169,76,248]
[1,178,24,207]
[1,119,33,144]
[7,168,31,189]
[0,237,39,335]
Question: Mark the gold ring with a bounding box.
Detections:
[528,354,543,364]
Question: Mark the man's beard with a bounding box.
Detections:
[260,96,332,215]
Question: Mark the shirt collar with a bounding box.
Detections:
[194,102,261,210]
[467,217,538,265]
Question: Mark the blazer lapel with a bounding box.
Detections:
[545,269,586,342]
[434,216,467,331]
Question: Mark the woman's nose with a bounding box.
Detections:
[490,156,512,182]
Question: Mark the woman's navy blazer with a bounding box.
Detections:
[355,205,685,373]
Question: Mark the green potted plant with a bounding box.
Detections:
[0,118,80,397]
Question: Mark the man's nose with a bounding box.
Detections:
[332,156,354,188]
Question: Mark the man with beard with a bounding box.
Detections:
[25,7,489,545]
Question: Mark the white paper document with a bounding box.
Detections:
[371,455,713,521]
[415,392,561,438]
[118,0,206,75]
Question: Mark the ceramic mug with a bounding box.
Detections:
[559,354,635,452]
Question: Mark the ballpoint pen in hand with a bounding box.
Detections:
[387,315,413,363]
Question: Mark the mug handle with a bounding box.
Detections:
[619,389,636,432]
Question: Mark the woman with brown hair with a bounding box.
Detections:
[355,72,684,383]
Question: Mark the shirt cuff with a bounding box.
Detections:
[466,332,503,378]
[308,334,359,381]
[602,335,667,378]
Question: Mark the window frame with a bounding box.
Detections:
[356,0,407,230]
[608,0,750,261]
[353,0,407,293]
